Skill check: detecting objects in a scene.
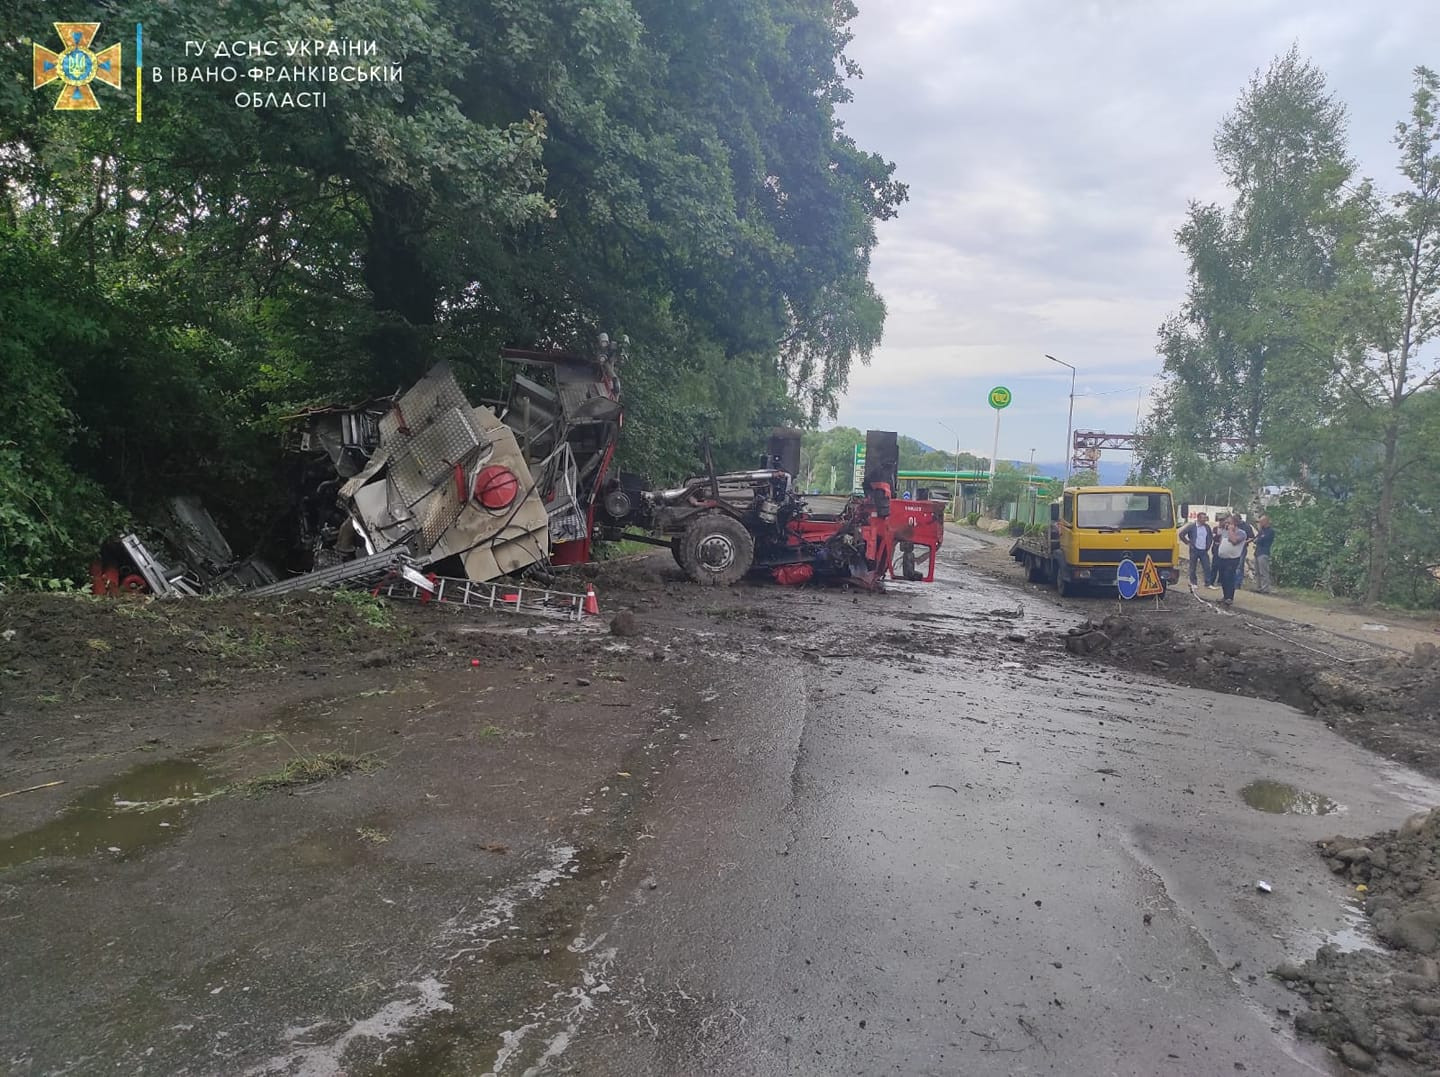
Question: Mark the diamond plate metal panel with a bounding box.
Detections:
[379,363,470,443]
[548,509,587,543]
[388,408,484,507]
[419,479,466,550]
[411,408,482,479]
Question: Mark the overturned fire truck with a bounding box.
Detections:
[286,339,624,584]
[287,345,943,591]
[101,339,942,596]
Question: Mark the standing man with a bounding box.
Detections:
[1178,512,1213,588]
[1253,515,1275,593]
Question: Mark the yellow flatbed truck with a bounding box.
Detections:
[1010,485,1181,597]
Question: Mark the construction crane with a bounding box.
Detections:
[1071,431,1251,472]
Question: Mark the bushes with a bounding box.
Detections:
[1264,499,1440,608]
[0,236,129,579]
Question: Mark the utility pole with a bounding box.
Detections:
[988,411,1001,493]
[1046,354,1076,482]
[938,420,961,518]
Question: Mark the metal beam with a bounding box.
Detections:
[1071,430,1252,471]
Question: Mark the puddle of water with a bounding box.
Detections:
[1240,779,1338,816]
[1327,910,1378,953]
[0,759,220,871]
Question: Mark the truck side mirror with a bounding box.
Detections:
[1049,503,1060,522]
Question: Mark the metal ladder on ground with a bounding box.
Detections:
[120,534,201,597]
[244,549,417,598]
[368,573,589,622]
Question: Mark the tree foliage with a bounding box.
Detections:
[796,428,991,493]
[0,0,902,578]
[1146,55,1440,607]
[1145,48,1354,473]
[1333,67,1440,601]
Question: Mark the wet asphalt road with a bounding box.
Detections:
[495,533,1440,1076]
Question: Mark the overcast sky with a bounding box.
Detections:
[832,0,1440,467]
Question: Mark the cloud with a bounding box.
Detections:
[832,0,1439,460]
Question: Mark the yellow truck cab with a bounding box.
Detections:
[1010,485,1181,597]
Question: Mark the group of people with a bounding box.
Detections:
[1177,511,1275,608]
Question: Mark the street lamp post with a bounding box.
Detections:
[1045,354,1076,483]
[938,420,962,518]
[1028,447,1037,524]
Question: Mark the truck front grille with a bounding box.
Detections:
[1077,548,1174,565]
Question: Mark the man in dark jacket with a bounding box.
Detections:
[1253,515,1275,593]
[1178,512,1213,587]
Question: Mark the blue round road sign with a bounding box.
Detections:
[1116,558,1140,600]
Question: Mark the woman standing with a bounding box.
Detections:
[1212,516,1247,607]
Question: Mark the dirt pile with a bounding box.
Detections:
[1276,810,1440,1073]
[1320,815,1440,954]
[1059,613,1440,778]
[559,555,672,595]
[0,590,544,713]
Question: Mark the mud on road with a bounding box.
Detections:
[3,538,1440,1074]
[961,536,1440,781]
[2,560,1042,1075]
[1,579,693,1074]
[963,530,1440,1075]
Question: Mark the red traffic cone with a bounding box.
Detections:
[583,583,600,616]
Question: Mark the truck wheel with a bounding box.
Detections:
[671,541,689,572]
[1025,555,1045,584]
[682,512,755,587]
[1054,562,1074,597]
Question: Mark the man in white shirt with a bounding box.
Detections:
[1178,512,1213,587]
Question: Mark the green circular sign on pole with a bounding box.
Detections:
[988,386,1012,410]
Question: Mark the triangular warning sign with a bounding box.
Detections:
[1138,555,1164,597]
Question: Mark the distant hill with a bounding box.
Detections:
[899,435,937,454]
[1010,460,1132,484]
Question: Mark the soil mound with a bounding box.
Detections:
[1279,810,1440,1073]
[1060,613,1440,777]
[0,590,540,713]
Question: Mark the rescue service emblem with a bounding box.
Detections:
[33,22,122,111]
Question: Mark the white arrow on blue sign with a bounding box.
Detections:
[1116,558,1140,600]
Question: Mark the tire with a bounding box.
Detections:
[671,541,689,572]
[1025,555,1045,584]
[681,512,755,587]
[1054,561,1074,598]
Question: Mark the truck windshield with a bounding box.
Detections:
[1075,492,1173,530]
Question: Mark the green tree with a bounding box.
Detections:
[0,237,128,576]
[0,0,903,579]
[983,461,1027,515]
[799,427,863,492]
[1145,48,1354,487]
[1332,68,1440,603]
